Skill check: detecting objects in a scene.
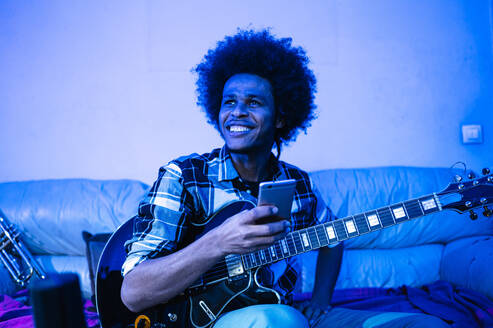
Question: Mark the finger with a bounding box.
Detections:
[245,205,278,223]
[254,220,290,236]
[246,233,289,250]
[309,309,324,327]
[303,304,315,319]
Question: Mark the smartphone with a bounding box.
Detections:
[258,179,296,220]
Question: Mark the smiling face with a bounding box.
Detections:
[219,73,282,155]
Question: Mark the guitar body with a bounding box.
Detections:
[186,269,279,328]
[96,200,280,328]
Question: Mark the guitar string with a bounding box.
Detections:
[204,195,448,281]
[200,210,401,282]
[200,236,301,281]
[200,208,393,282]
[199,231,318,282]
[201,199,421,281]
[199,224,344,283]
[197,200,439,283]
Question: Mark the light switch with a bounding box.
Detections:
[461,124,483,144]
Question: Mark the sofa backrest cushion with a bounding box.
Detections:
[309,167,493,248]
[0,179,149,256]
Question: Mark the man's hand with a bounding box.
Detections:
[294,300,331,326]
[211,205,290,256]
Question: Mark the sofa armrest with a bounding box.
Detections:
[440,235,493,300]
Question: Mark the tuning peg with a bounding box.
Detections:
[469,210,478,220]
[468,172,476,179]
[483,206,492,217]
[483,168,491,175]
[454,175,463,182]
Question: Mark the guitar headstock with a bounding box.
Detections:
[437,168,493,220]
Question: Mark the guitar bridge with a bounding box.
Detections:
[225,254,244,277]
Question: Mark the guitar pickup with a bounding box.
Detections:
[225,255,244,277]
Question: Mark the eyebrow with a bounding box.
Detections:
[223,93,267,100]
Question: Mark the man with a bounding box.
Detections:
[120,29,341,327]
[120,29,449,328]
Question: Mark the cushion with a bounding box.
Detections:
[441,235,493,300]
[0,179,149,256]
[297,244,443,293]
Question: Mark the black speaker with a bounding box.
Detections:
[30,273,87,328]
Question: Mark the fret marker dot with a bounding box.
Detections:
[392,207,406,219]
[326,226,336,239]
[301,233,310,247]
[421,199,436,210]
[345,220,356,233]
[368,214,380,227]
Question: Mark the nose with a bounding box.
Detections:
[231,102,248,117]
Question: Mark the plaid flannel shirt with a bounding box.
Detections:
[122,146,336,301]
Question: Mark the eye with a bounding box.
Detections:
[223,99,236,106]
[249,99,261,106]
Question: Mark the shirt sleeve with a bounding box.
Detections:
[121,162,194,276]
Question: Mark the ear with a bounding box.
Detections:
[275,118,285,129]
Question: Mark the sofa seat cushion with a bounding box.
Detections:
[441,235,493,301]
[298,244,443,294]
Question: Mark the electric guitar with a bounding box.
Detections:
[96,169,493,328]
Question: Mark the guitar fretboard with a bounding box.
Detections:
[240,193,442,270]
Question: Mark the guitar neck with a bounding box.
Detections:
[241,193,443,270]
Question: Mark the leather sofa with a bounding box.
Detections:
[0,166,492,306]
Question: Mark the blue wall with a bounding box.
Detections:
[0,0,492,184]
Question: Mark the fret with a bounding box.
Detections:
[264,247,272,263]
[333,220,348,240]
[273,242,283,260]
[286,234,297,255]
[391,204,408,223]
[324,222,338,244]
[249,253,256,268]
[242,254,251,269]
[404,200,424,218]
[259,249,267,264]
[308,226,320,249]
[299,229,312,251]
[377,208,394,227]
[269,245,277,261]
[277,239,284,257]
[280,238,290,257]
[253,251,261,266]
[316,224,329,246]
[354,214,370,234]
[417,198,425,214]
[343,217,359,237]
[401,202,410,219]
[248,252,255,267]
[292,231,304,254]
[388,207,397,225]
[366,211,382,231]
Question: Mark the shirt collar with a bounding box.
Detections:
[218,146,240,181]
[217,145,283,182]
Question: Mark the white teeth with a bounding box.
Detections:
[229,126,251,132]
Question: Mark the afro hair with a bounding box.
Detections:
[194,29,317,147]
